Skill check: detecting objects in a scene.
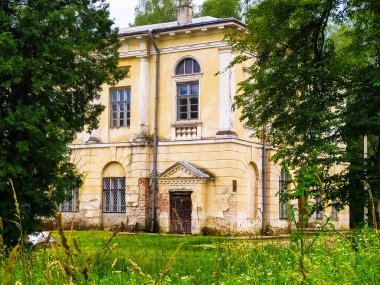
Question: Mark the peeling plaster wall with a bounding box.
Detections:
[125,177,150,230]
[156,141,267,234]
[63,144,152,229]
[65,139,350,233]
[65,22,350,233]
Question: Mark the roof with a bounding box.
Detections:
[119,16,245,37]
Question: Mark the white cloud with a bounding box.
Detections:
[107,0,138,28]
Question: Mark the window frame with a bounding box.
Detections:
[176,81,199,121]
[174,58,201,122]
[279,169,290,220]
[331,199,339,221]
[315,195,324,220]
[110,87,131,128]
[59,189,79,212]
[175,58,201,75]
[102,177,126,213]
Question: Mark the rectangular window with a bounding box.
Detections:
[110,88,131,128]
[331,199,339,220]
[279,195,289,220]
[59,189,79,212]
[177,82,199,121]
[279,178,289,220]
[103,177,126,213]
[315,196,324,220]
[279,170,289,220]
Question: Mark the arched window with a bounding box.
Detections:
[175,58,201,121]
[102,162,126,213]
[279,168,289,219]
[175,58,201,75]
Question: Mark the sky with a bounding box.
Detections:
[107,0,205,29]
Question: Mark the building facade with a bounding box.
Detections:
[62,6,349,233]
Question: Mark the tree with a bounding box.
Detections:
[342,0,380,226]
[227,0,380,227]
[227,0,344,166]
[134,0,190,26]
[200,0,242,20]
[226,0,344,214]
[0,0,125,246]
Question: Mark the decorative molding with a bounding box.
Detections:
[161,165,197,179]
[119,41,229,58]
[218,46,232,53]
[69,137,266,150]
[171,122,202,140]
[158,179,208,185]
[157,161,212,185]
[158,41,229,54]
[120,50,148,58]
[172,74,202,82]
[171,120,202,127]
[169,188,193,193]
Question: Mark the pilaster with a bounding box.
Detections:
[217,47,236,138]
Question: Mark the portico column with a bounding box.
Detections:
[217,47,236,137]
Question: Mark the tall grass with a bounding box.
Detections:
[1,228,380,284]
[1,179,380,284]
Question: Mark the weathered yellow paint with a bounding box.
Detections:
[65,16,350,233]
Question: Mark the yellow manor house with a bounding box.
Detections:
[62,6,349,234]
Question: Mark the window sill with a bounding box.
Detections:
[110,126,131,129]
[171,120,202,127]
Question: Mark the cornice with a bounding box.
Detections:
[119,41,229,58]
[68,138,266,150]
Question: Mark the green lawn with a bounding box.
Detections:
[1,229,380,284]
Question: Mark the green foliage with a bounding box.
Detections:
[134,0,189,26]
[200,0,242,20]
[281,163,338,282]
[134,0,243,26]
[0,1,125,246]
[342,0,380,225]
[227,0,380,225]
[228,0,344,166]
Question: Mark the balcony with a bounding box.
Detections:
[171,121,202,140]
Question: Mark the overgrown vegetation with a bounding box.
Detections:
[1,224,380,284]
[227,0,380,227]
[0,188,379,284]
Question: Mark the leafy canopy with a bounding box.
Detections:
[0,0,125,245]
[134,0,244,26]
[227,0,380,224]
[134,0,191,26]
[200,0,242,20]
[228,0,345,166]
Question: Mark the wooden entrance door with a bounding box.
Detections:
[170,192,192,234]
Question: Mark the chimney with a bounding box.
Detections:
[176,5,193,25]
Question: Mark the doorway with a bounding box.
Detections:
[170,192,192,234]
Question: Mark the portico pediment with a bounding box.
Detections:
[158,161,212,185]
